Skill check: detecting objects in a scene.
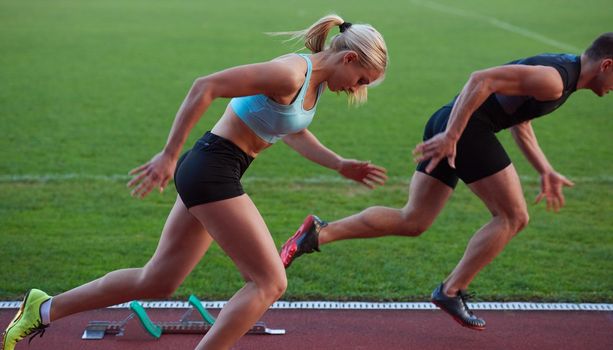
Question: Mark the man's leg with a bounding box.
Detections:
[281,171,454,268]
[443,164,529,295]
[320,171,454,243]
[431,164,528,331]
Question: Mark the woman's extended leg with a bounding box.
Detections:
[188,194,286,350]
[50,195,213,321]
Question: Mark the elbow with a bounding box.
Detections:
[509,126,524,142]
[467,70,494,95]
[468,70,487,84]
[282,129,306,145]
[191,77,206,90]
[191,77,215,103]
[468,70,484,81]
[510,122,531,142]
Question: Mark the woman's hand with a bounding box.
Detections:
[127,151,176,198]
[412,132,457,173]
[338,159,388,189]
[535,171,574,212]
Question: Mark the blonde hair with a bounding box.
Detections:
[274,14,388,105]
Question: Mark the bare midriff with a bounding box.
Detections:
[210,105,273,158]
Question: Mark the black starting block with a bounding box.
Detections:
[82,294,285,340]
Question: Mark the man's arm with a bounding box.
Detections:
[413,64,564,173]
[509,121,574,211]
[508,121,553,174]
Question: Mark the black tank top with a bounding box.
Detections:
[446,54,581,132]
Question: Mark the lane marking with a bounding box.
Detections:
[409,0,581,52]
[1,173,612,184]
[1,300,611,311]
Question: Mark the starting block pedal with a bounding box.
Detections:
[82,295,285,340]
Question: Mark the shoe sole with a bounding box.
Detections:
[431,300,486,331]
[280,215,315,268]
[2,290,32,349]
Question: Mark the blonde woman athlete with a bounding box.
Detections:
[2,15,388,350]
[282,33,613,331]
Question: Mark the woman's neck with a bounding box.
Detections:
[309,51,338,86]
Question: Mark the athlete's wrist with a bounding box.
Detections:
[162,146,180,160]
[444,130,460,143]
[538,165,555,176]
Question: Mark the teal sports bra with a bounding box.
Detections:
[229,54,325,143]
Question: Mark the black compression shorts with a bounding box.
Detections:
[416,106,511,188]
[174,131,254,208]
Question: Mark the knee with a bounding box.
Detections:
[501,209,529,235]
[396,211,430,237]
[138,267,182,299]
[397,223,429,237]
[256,272,287,302]
[269,273,288,300]
[514,210,530,232]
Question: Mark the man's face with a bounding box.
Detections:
[592,58,613,96]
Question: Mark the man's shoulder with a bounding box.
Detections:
[506,53,579,67]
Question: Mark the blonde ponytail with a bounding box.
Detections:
[270,14,344,53]
[302,15,344,53]
[271,14,388,105]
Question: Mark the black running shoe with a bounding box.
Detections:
[431,283,486,331]
[280,215,327,268]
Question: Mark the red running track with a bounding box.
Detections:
[1,308,612,350]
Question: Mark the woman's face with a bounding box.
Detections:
[327,52,383,93]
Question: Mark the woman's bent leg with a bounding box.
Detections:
[188,194,286,350]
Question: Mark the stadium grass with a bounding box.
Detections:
[1,177,611,302]
[0,0,611,302]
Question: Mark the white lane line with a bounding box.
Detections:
[0,174,132,183]
[0,300,611,311]
[1,173,612,184]
[409,0,581,52]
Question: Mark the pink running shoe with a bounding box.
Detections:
[280,215,327,268]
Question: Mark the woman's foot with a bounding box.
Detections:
[2,289,51,350]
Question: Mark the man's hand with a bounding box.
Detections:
[535,171,575,212]
[412,132,457,173]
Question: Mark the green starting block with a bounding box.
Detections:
[82,294,285,340]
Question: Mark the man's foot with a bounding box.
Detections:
[431,283,486,331]
[2,289,51,350]
[280,215,327,268]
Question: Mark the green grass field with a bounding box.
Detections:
[1,0,611,302]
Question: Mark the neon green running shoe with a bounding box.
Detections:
[1,289,51,350]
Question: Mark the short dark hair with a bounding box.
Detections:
[584,32,613,60]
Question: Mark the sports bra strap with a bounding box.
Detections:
[296,54,313,102]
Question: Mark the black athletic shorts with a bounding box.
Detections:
[174,131,254,208]
[416,106,511,188]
